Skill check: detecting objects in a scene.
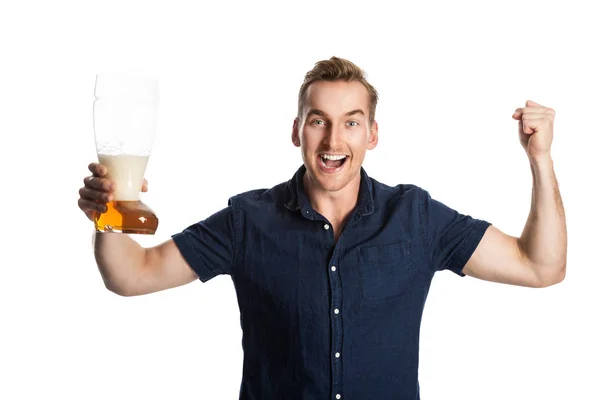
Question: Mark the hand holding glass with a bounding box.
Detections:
[93,74,159,234]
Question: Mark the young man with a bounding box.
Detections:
[78,57,567,400]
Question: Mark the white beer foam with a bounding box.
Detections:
[98,153,149,201]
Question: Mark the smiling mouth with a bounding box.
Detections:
[319,154,348,169]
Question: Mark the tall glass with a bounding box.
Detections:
[93,74,159,234]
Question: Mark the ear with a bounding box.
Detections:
[292,118,301,147]
[367,120,378,150]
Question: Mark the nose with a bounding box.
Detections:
[324,123,344,149]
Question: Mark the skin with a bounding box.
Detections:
[463,100,566,287]
[79,164,196,296]
[78,80,379,295]
[291,80,379,240]
[79,86,565,295]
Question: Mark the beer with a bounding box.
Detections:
[95,153,158,234]
[95,200,158,234]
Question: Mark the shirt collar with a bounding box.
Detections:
[284,164,374,216]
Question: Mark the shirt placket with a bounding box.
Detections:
[325,223,343,400]
[303,207,363,400]
[324,212,363,400]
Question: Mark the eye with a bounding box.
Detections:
[312,119,325,126]
[347,121,359,127]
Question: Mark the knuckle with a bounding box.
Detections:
[89,177,101,188]
[92,168,103,177]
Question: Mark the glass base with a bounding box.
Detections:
[95,201,158,234]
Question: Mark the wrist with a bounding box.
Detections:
[529,155,553,168]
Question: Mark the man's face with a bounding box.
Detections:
[292,80,378,193]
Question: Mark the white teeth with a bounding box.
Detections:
[321,154,347,161]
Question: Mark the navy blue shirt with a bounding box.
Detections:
[172,165,492,400]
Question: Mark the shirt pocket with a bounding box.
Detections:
[358,240,416,302]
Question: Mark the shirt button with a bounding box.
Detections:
[324,224,330,230]
[336,394,341,399]
[331,266,336,272]
[334,308,339,314]
[335,352,340,358]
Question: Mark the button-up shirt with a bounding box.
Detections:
[172,164,492,400]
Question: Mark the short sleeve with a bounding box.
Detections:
[420,189,492,276]
[171,199,238,283]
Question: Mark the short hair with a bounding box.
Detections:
[297,56,379,125]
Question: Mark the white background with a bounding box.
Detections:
[1,0,598,399]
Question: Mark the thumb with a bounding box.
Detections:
[142,178,149,192]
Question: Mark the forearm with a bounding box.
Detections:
[518,156,567,285]
[93,231,147,296]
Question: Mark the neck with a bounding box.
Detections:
[302,170,361,224]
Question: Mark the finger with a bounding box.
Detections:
[513,108,555,118]
[142,178,148,192]
[79,187,112,202]
[88,162,107,177]
[83,176,116,191]
[521,107,554,114]
[78,197,108,214]
[521,118,548,134]
[520,120,534,134]
[521,112,554,121]
[514,107,554,115]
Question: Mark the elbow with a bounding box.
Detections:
[536,264,567,288]
[104,279,138,297]
[99,257,148,297]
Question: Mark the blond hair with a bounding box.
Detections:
[297,56,379,125]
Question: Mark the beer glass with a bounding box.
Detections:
[93,73,159,234]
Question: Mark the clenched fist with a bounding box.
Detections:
[512,100,555,163]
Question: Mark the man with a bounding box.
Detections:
[78,56,567,400]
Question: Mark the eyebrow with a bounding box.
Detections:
[306,108,365,118]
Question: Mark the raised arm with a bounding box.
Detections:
[462,101,567,288]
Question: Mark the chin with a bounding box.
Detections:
[306,162,357,193]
